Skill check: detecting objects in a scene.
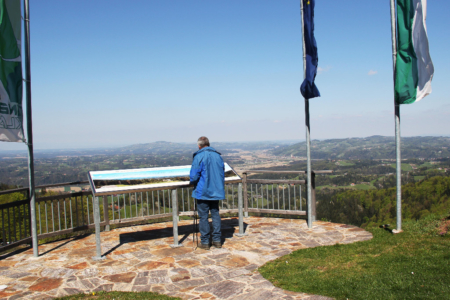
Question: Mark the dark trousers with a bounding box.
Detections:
[196,200,221,245]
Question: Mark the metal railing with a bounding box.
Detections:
[0,182,242,252]
[242,170,332,217]
[0,170,331,253]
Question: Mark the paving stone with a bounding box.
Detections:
[149,269,169,278]
[201,259,215,265]
[76,267,99,279]
[136,261,168,270]
[190,267,219,278]
[103,272,136,283]
[222,269,250,279]
[29,277,63,292]
[175,278,205,289]
[204,273,224,284]
[132,285,152,292]
[66,262,90,270]
[232,289,279,300]
[196,280,246,299]
[40,268,76,279]
[62,288,83,296]
[0,217,371,300]
[148,276,171,284]
[4,272,32,279]
[178,259,201,268]
[19,276,40,282]
[9,291,32,300]
[220,255,250,268]
[250,280,275,289]
[151,285,166,293]
[92,284,113,292]
[244,264,259,271]
[171,273,191,282]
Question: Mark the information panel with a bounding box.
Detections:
[88,163,241,196]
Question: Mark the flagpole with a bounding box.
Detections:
[23,0,39,256]
[389,0,402,233]
[300,0,313,228]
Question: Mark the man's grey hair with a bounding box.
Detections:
[197,136,210,148]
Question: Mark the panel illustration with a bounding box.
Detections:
[88,163,241,196]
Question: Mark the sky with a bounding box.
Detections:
[2,0,450,150]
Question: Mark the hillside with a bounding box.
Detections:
[118,140,294,154]
[317,176,450,228]
[271,135,450,160]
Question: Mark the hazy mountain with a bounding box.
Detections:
[271,136,450,160]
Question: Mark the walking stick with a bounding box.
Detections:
[193,198,198,250]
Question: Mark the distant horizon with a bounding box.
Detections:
[1,134,449,153]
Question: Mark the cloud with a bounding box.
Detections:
[368,70,378,75]
[317,66,331,74]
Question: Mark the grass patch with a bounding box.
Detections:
[414,175,426,181]
[390,163,413,171]
[56,291,180,300]
[259,214,450,300]
[317,185,353,190]
[337,161,355,166]
[353,184,376,190]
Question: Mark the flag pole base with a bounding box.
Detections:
[392,229,403,234]
[234,233,248,237]
[170,244,183,248]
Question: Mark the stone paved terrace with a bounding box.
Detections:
[0,217,373,300]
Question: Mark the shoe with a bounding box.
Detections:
[212,241,222,248]
[198,243,210,250]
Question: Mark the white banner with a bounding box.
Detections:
[0,0,24,142]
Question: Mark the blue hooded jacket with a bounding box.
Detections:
[189,147,225,200]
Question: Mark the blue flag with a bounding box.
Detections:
[300,0,320,99]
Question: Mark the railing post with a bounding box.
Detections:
[92,196,105,261]
[243,173,248,217]
[27,201,32,246]
[235,183,248,237]
[1,209,6,246]
[311,172,316,222]
[170,189,182,248]
[102,196,110,231]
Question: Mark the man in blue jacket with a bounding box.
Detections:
[190,136,225,250]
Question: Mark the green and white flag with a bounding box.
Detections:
[395,0,434,105]
[0,0,24,142]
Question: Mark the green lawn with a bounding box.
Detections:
[414,176,426,181]
[353,184,376,190]
[260,214,450,300]
[56,291,179,300]
[390,163,413,171]
[318,184,375,191]
[317,185,353,190]
[337,161,355,166]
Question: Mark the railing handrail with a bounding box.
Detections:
[246,179,306,185]
[0,187,29,196]
[0,181,90,197]
[36,191,92,202]
[243,170,332,174]
[0,171,335,197]
[36,181,89,189]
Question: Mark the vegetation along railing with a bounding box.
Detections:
[0,170,331,253]
[242,170,333,218]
